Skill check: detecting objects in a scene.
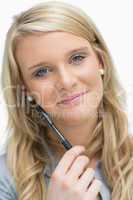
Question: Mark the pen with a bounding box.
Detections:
[35,104,73,150]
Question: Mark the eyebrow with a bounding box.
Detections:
[28,46,89,70]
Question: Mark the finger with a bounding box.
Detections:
[85,179,102,199]
[53,145,85,176]
[76,168,95,192]
[66,155,90,180]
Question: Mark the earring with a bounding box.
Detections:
[99,69,104,76]
[27,95,33,102]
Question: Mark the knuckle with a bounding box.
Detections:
[69,151,77,158]
[73,145,85,151]
[87,167,95,174]
[68,146,85,156]
[65,146,85,161]
[61,179,71,190]
[77,155,89,163]
[72,188,82,197]
[51,171,61,181]
[93,178,102,187]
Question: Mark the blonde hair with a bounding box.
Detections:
[1,1,133,199]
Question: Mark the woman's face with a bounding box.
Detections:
[15,31,103,125]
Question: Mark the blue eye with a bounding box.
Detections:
[33,54,86,78]
[34,68,51,78]
[71,55,86,64]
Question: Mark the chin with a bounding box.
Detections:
[45,101,98,124]
[53,109,96,126]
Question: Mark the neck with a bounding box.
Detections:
[47,113,99,156]
[45,113,102,169]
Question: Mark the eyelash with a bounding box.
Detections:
[33,54,86,78]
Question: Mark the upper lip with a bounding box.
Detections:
[58,90,88,104]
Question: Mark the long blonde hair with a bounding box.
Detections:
[1,1,133,199]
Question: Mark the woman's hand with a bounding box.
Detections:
[46,145,102,200]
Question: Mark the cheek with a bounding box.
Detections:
[29,82,59,106]
[80,65,103,104]
[80,63,100,87]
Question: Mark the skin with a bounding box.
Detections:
[15,31,103,200]
[47,146,102,200]
[15,31,103,148]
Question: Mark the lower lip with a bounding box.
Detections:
[58,91,89,107]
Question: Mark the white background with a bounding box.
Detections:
[0,0,133,154]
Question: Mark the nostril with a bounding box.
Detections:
[56,76,77,92]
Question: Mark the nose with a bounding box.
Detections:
[56,65,77,91]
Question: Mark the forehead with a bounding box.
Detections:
[15,31,92,67]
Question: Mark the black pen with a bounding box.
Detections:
[35,104,73,150]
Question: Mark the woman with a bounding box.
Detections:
[0,1,133,200]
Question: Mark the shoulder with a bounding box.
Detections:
[95,161,112,200]
[0,153,18,199]
[0,153,11,179]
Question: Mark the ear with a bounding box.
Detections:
[98,62,103,70]
[97,52,104,70]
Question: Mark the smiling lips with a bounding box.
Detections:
[58,90,89,105]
